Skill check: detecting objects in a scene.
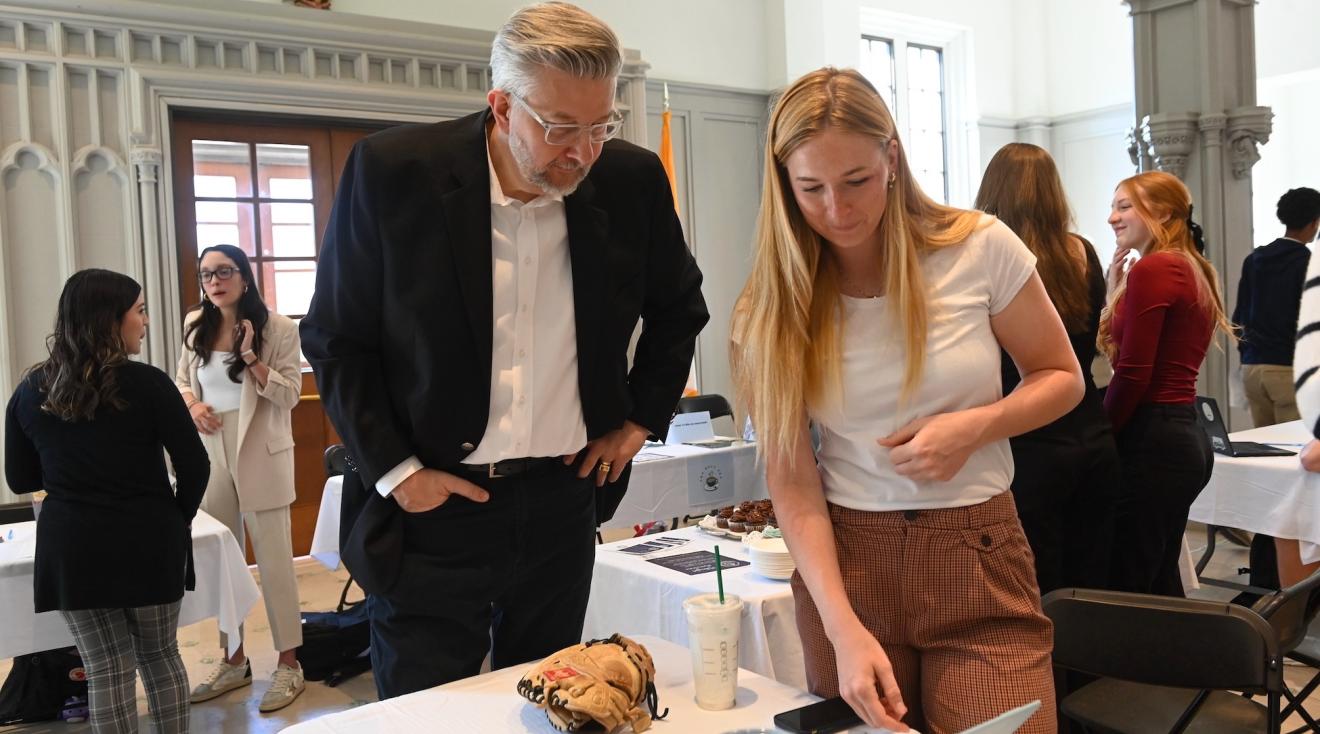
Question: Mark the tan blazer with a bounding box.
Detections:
[175,310,302,512]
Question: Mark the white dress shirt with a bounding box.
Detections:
[375,132,588,496]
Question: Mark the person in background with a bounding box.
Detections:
[976,143,1122,593]
[175,244,306,712]
[731,67,1082,734]
[1233,187,1320,426]
[1101,171,1234,596]
[5,269,209,734]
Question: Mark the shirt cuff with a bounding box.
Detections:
[375,456,423,497]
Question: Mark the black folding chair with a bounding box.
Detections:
[1044,569,1320,734]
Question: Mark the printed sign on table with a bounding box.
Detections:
[687,449,735,507]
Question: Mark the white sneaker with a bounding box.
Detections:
[189,659,252,703]
[258,663,306,713]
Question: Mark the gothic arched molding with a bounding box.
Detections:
[0,141,64,185]
[70,145,131,183]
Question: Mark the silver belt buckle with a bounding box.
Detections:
[487,463,500,479]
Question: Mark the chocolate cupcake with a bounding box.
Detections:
[728,510,748,533]
[746,510,767,532]
[766,510,778,528]
[739,500,756,513]
[717,506,734,529]
[755,499,773,513]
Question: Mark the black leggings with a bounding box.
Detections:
[1111,403,1214,596]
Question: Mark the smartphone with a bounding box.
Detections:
[773,697,864,734]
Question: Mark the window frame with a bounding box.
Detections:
[171,117,335,322]
[858,9,976,207]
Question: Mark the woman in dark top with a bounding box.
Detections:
[5,269,209,734]
[1100,171,1233,596]
[976,143,1122,593]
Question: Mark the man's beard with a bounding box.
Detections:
[509,130,587,197]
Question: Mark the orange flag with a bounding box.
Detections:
[659,85,680,216]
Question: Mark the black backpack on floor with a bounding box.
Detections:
[299,577,372,686]
[0,646,88,724]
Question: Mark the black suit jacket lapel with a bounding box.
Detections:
[565,178,609,412]
[441,113,495,362]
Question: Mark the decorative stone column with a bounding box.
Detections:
[131,146,166,365]
[1125,0,1272,430]
[1141,112,1198,179]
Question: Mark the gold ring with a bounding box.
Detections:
[598,461,613,473]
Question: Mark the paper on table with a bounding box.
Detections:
[667,410,716,444]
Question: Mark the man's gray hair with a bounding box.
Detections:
[490,2,623,99]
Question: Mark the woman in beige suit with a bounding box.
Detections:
[174,244,305,713]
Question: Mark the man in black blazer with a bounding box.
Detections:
[300,2,708,698]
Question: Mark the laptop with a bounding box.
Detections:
[1195,396,1297,458]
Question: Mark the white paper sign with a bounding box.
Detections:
[687,449,735,507]
[666,410,716,445]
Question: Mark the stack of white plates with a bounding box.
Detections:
[748,536,795,580]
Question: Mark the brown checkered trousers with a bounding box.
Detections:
[792,491,1056,734]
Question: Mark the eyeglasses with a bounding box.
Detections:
[509,93,623,146]
[199,266,239,284]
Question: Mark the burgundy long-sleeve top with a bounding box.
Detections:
[1103,251,1214,432]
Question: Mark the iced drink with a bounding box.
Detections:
[683,592,743,710]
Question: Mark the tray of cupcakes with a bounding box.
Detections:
[698,499,777,539]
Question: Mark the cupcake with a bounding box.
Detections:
[717,506,734,529]
[766,510,778,528]
[728,510,748,533]
[746,510,767,532]
[755,499,773,513]
[739,500,756,513]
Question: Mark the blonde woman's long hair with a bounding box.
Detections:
[1097,170,1234,362]
[730,67,985,460]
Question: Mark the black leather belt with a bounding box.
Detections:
[457,456,559,479]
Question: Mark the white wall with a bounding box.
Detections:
[1251,1,1320,247]
[1252,75,1320,246]
[776,0,1022,119]
[1042,0,1134,119]
[246,0,773,92]
[1256,0,1320,80]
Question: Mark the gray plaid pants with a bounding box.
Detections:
[60,601,189,733]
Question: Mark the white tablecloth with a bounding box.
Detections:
[308,442,769,570]
[0,510,260,659]
[585,525,805,690]
[1188,419,1320,562]
[278,634,894,734]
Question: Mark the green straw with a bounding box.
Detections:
[714,544,726,604]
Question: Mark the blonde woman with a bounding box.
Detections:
[731,68,1082,734]
[1100,171,1233,596]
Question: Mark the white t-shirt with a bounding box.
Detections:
[809,216,1037,511]
[197,352,243,414]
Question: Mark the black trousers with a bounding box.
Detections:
[365,460,597,699]
[1111,403,1214,597]
[1010,395,1123,594]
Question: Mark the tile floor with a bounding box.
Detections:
[1,522,1316,733]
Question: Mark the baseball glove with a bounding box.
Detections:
[516,633,669,732]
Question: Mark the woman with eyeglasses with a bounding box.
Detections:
[6,269,209,733]
[173,244,306,712]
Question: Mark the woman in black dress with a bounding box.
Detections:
[976,143,1123,593]
[5,269,210,733]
